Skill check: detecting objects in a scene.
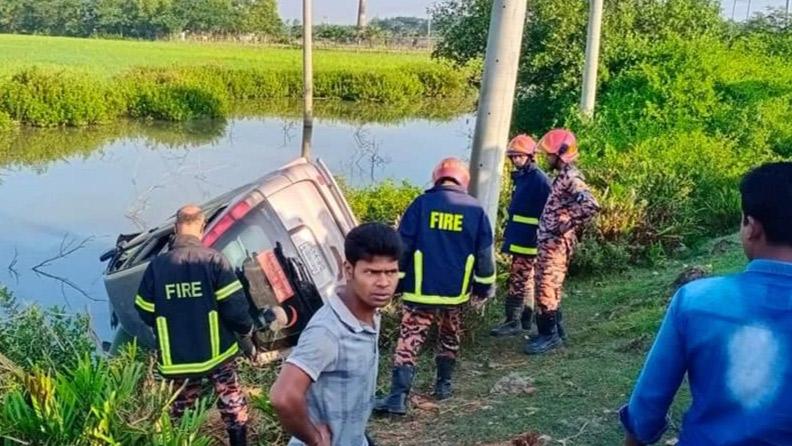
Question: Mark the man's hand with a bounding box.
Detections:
[624,433,644,446]
[312,424,331,446]
[470,294,488,314]
[238,333,257,360]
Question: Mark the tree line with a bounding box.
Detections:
[0,0,283,39]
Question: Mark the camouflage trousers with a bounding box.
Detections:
[168,361,249,430]
[393,305,463,367]
[506,254,536,310]
[535,236,574,313]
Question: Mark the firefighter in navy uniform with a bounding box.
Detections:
[374,158,496,416]
[135,205,255,446]
[490,134,552,337]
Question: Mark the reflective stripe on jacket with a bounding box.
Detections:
[135,235,253,378]
[397,185,496,306]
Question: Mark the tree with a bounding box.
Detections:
[241,0,283,35]
[430,0,725,131]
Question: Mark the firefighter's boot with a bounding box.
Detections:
[374,365,414,416]
[524,311,563,355]
[489,296,523,337]
[433,357,455,400]
[556,308,567,340]
[227,425,247,446]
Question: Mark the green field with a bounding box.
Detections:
[0,34,434,76]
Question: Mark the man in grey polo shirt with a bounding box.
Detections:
[270,223,403,446]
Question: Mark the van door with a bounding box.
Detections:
[267,180,347,300]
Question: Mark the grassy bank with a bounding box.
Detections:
[0,235,747,445]
[0,34,474,127]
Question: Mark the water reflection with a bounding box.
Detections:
[0,104,474,339]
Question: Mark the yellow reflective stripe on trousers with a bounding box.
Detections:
[158,343,239,375]
[215,280,242,301]
[209,311,220,358]
[156,317,172,366]
[403,254,475,306]
[513,215,539,225]
[135,294,154,312]
[509,244,538,255]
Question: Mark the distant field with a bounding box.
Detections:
[0,34,435,76]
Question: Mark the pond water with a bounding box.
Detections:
[0,107,474,340]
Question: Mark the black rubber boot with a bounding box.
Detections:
[556,308,567,340]
[524,311,563,355]
[433,357,455,400]
[227,425,247,446]
[373,365,415,415]
[490,296,524,337]
[521,306,534,332]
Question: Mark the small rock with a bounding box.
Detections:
[672,265,712,290]
[491,373,537,396]
[665,438,679,445]
[711,238,737,255]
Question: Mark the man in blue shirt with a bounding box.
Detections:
[620,162,792,445]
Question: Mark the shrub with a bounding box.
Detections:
[0,347,212,446]
[0,110,15,131]
[0,288,96,371]
[0,68,121,126]
[341,179,422,225]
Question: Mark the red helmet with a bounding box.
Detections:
[432,157,470,190]
[506,134,537,157]
[537,128,579,163]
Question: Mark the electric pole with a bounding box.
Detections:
[746,0,752,20]
[469,0,529,225]
[580,0,604,118]
[301,0,313,158]
[357,0,367,29]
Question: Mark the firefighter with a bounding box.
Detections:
[524,129,599,355]
[374,158,496,416]
[490,134,552,337]
[135,204,255,446]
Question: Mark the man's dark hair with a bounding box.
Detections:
[740,161,792,246]
[345,222,403,265]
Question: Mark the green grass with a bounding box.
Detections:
[0,35,473,127]
[369,235,746,445]
[0,34,436,77]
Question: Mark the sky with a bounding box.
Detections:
[277,0,788,24]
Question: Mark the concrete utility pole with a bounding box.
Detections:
[357,0,367,29]
[580,0,604,118]
[301,0,313,158]
[469,0,528,225]
[731,0,738,20]
[786,0,790,20]
[746,0,752,20]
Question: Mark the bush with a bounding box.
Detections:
[342,179,422,225]
[0,348,213,446]
[0,68,121,126]
[0,110,15,131]
[0,288,96,371]
[0,63,473,126]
